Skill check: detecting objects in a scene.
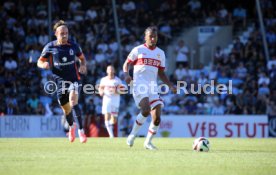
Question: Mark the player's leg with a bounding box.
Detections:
[69,91,84,129]
[144,94,164,150]
[58,81,76,142]
[104,113,114,138]
[102,100,114,138]
[127,97,150,147]
[110,115,117,124]
[69,85,87,143]
[131,97,151,135]
[144,104,162,150]
[109,115,117,136]
[109,104,119,137]
[60,101,76,142]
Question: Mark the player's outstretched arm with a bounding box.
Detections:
[158,69,177,94]
[37,58,50,69]
[123,59,132,84]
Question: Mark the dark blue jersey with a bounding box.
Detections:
[40,40,82,82]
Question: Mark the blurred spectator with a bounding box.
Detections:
[1,35,14,57]
[267,55,276,70]
[28,45,40,64]
[86,6,98,21]
[0,0,273,118]
[235,62,247,79]
[4,57,17,71]
[174,64,190,81]
[38,29,49,46]
[211,100,225,115]
[233,37,244,57]
[121,0,136,12]
[258,72,270,85]
[36,102,45,115]
[232,4,247,28]
[267,100,276,116]
[95,49,106,64]
[159,23,172,44]
[120,112,133,137]
[69,0,82,13]
[205,11,216,25]
[6,95,19,115]
[26,94,39,113]
[217,4,229,25]
[188,0,201,11]
[214,46,224,64]
[175,40,189,67]
[185,100,197,115]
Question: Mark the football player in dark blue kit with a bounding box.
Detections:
[37,20,87,143]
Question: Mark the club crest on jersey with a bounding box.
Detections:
[69,49,74,55]
[62,57,67,62]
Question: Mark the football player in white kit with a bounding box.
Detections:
[99,65,123,138]
[123,26,176,150]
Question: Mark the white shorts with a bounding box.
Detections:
[102,99,120,116]
[132,80,164,109]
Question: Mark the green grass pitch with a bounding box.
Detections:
[0,138,275,175]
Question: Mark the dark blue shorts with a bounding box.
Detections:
[56,80,81,106]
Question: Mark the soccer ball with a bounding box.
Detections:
[192,137,210,152]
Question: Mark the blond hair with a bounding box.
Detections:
[53,20,68,32]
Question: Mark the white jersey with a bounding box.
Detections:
[127,44,166,83]
[100,76,122,102]
[100,76,122,115]
[127,44,166,109]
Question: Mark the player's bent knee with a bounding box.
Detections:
[153,117,161,126]
[63,108,72,115]
[61,103,72,115]
[69,93,78,106]
[69,101,76,107]
[141,106,151,117]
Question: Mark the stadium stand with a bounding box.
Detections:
[0,0,275,126]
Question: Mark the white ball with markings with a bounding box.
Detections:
[192,137,210,152]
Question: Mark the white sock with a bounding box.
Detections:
[109,121,114,133]
[130,113,148,136]
[78,129,84,134]
[105,121,114,138]
[145,122,159,144]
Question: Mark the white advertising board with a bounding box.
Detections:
[0,115,65,138]
[136,115,268,138]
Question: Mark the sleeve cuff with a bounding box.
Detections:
[127,59,134,64]
[159,66,165,70]
[39,57,48,62]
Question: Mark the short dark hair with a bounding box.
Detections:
[53,20,68,31]
[144,26,158,35]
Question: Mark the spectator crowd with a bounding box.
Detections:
[0,0,275,121]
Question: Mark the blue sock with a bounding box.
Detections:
[66,111,74,126]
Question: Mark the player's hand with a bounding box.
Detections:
[169,85,177,94]
[43,62,50,69]
[124,73,132,84]
[79,65,87,75]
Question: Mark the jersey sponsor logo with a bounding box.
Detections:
[135,58,161,67]
[69,49,74,55]
[54,60,74,66]
[62,57,67,62]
